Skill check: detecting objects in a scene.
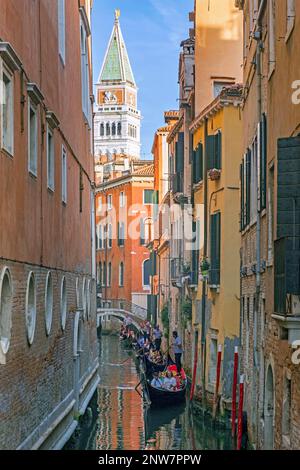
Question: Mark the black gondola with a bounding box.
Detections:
[146,380,187,406]
[143,354,167,375]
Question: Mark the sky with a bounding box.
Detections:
[91,0,194,159]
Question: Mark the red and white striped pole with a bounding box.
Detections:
[237,374,244,450]
[212,344,222,419]
[231,346,239,437]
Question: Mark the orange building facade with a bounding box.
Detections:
[0,0,99,450]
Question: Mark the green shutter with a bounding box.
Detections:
[215,131,222,169]
[240,161,244,231]
[199,143,203,180]
[207,135,215,170]
[246,149,251,226]
[260,113,267,210]
[210,213,221,285]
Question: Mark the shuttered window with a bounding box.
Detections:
[209,213,221,285]
[240,161,244,231]
[246,149,251,226]
[260,113,267,210]
[193,143,203,184]
[207,131,222,170]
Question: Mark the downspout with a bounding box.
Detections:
[201,117,208,408]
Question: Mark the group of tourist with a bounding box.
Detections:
[150,371,183,391]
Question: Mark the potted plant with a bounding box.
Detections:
[208,168,221,180]
[200,258,210,277]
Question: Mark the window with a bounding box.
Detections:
[112,122,116,136]
[267,166,274,263]
[269,0,276,76]
[209,338,218,384]
[98,262,102,286]
[26,272,36,345]
[144,189,154,205]
[1,66,14,155]
[87,279,91,319]
[207,131,222,170]
[107,223,112,249]
[100,123,104,136]
[106,122,111,136]
[140,218,145,245]
[60,276,67,330]
[213,81,234,98]
[107,262,112,287]
[58,0,66,64]
[47,126,55,191]
[120,191,125,208]
[118,222,125,247]
[119,262,124,287]
[107,194,112,210]
[61,146,67,203]
[118,122,122,136]
[143,259,151,287]
[193,143,203,184]
[76,277,80,308]
[250,138,258,223]
[286,0,295,42]
[144,218,153,245]
[103,263,106,287]
[28,99,38,175]
[82,277,87,318]
[45,272,53,336]
[80,20,90,122]
[0,268,13,361]
[209,212,221,286]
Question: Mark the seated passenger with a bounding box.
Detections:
[151,372,163,389]
[162,371,177,391]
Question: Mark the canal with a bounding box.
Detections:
[70,334,234,450]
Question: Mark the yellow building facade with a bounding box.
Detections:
[191,87,243,407]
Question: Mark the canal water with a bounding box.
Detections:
[79,335,234,450]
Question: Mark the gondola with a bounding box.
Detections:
[143,353,168,375]
[146,365,187,406]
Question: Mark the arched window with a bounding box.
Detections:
[0,268,13,358]
[118,122,122,136]
[144,217,153,245]
[82,277,87,319]
[119,262,124,287]
[26,272,36,345]
[45,272,53,336]
[100,123,104,137]
[112,122,116,136]
[76,278,80,308]
[106,122,111,136]
[61,276,67,330]
[87,279,91,319]
[107,263,112,287]
[107,223,113,249]
[99,262,102,287]
[143,259,151,288]
[103,263,107,287]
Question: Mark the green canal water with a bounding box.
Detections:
[68,335,234,450]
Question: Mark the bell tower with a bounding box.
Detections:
[94,10,141,160]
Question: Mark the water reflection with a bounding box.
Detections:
[86,335,233,450]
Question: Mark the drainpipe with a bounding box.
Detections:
[201,117,208,408]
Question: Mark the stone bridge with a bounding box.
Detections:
[97,298,149,331]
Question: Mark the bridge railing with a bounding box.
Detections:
[97,298,149,321]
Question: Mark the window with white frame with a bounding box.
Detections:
[107,223,113,249]
[26,272,36,345]
[58,0,66,64]
[80,18,90,122]
[107,194,112,210]
[250,137,258,223]
[269,0,276,76]
[0,268,13,362]
[82,277,87,318]
[286,0,295,42]
[87,279,91,319]
[119,262,124,287]
[120,191,125,208]
[60,276,67,330]
[107,262,112,287]
[45,272,53,336]
[76,277,80,308]
[28,99,38,175]
[47,126,55,191]
[1,65,14,155]
[143,259,151,288]
[61,145,67,203]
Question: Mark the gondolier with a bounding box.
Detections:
[172,331,183,375]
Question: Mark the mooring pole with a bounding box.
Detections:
[231,346,239,437]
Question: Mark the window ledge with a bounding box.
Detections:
[0,42,22,71]
[268,63,276,81]
[28,169,38,180]
[47,186,55,194]
[1,147,14,160]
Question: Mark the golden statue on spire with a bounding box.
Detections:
[115,9,121,21]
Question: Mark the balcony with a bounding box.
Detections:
[272,237,300,344]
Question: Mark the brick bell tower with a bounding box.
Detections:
[94,9,141,161]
